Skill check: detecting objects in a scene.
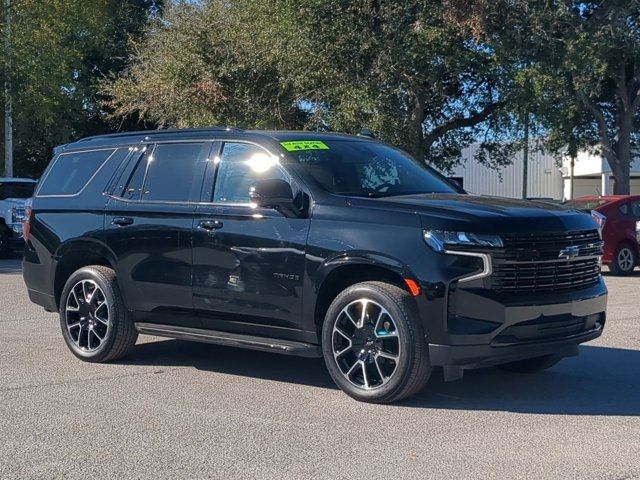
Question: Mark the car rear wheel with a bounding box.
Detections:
[59,265,138,362]
[610,244,636,276]
[321,281,431,404]
[495,354,562,373]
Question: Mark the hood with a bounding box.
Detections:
[348,194,597,234]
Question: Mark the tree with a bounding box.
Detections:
[558,1,640,194]
[1,0,161,177]
[453,0,640,194]
[106,0,527,171]
[104,1,307,130]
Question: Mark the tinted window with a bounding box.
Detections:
[123,143,204,202]
[38,149,114,196]
[213,143,290,204]
[285,140,460,197]
[0,182,36,200]
[121,150,149,200]
[630,201,640,217]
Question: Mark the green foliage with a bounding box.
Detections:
[1,0,161,177]
[105,0,520,171]
[458,0,640,192]
[104,1,307,129]
[5,0,640,189]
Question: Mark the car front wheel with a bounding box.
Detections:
[321,281,431,404]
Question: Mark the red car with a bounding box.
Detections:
[565,195,640,275]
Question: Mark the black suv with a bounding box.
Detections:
[23,128,607,403]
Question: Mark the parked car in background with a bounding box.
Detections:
[565,195,640,275]
[0,178,37,257]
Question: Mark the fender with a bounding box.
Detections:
[300,250,422,337]
[313,250,418,287]
[52,238,121,305]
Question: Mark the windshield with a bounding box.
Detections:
[564,199,609,211]
[286,140,462,198]
[0,182,36,200]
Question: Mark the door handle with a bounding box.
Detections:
[112,217,134,227]
[198,220,223,232]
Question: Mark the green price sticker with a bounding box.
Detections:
[280,140,330,152]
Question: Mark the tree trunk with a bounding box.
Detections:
[3,0,13,177]
[410,89,426,161]
[522,113,529,199]
[613,118,632,195]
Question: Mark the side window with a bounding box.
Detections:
[38,149,115,196]
[630,201,640,218]
[121,149,148,200]
[122,143,205,202]
[213,143,290,204]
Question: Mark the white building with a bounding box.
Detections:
[446,144,640,201]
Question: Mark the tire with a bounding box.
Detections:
[321,281,431,404]
[495,354,562,373]
[59,265,138,363]
[610,244,636,276]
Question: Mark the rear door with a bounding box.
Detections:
[105,141,211,327]
[192,140,311,340]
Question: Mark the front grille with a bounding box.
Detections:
[495,230,602,262]
[491,230,602,293]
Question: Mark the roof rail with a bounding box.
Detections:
[76,126,244,143]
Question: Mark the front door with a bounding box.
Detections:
[192,141,311,340]
[105,141,211,327]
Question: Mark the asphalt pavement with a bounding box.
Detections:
[1,257,639,479]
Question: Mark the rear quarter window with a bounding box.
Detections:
[37,149,115,196]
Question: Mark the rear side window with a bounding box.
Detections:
[38,149,115,196]
[122,143,205,202]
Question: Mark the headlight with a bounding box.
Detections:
[422,230,499,283]
[423,230,503,253]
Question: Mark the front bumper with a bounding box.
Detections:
[426,279,607,368]
[429,322,603,367]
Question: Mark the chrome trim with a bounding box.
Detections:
[444,250,492,283]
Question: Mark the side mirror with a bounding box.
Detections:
[249,178,294,209]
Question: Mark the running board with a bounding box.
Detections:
[134,322,322,358]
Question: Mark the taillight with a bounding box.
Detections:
[23,202,32,242]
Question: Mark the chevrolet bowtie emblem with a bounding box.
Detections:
[558,246,580,259]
